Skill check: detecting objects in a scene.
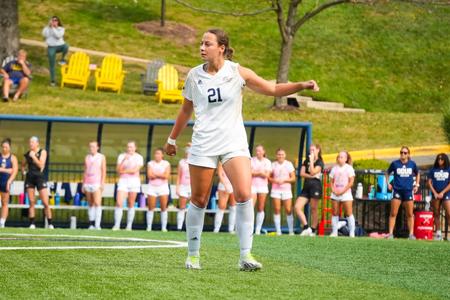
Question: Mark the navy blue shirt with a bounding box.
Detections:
[387,159,418,191]
[428,167,450,193]
[3,60,31,79]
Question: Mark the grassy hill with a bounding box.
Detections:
[18,0,450,112]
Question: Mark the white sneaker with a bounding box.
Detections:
[300,227,312,236]
[276,231,282,236]
[112,226,120,231]
[88,225,95,230]
[161,228,168,232]
[434,232,442,241]
[289,232,295,236]
[146,226,152,232]
[29,224,36,229]
[349,233,355,238]
[239,253,262,271]
[329,232,338,237]
[255,231,261,236]
[48,224,55,230]
[185,256,201,270]
[310,232,316,237]
[0,223,5,228]
[95,226,102,230]
[229,230,236,235]
[125,225,132,231]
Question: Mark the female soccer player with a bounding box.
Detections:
[295,144,324,237]
[82,141,106,230]
[386,146,420,239]
[0,139,18,228]
[251,145,272,235]
[427,153,450,241]
[164,28,319,270]
[213,162,236,233]
[22,136,53,229]
[113,141,143,231]
[146,148,171,232]
[329,151,355,237]
[176,145,191,231]
[269,148,296,235]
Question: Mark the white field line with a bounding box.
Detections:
[0,233,187,250]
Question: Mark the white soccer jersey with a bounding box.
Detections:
[182,60,248,156]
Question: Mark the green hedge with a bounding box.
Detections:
[353,159,390,170]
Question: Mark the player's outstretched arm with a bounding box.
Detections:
[238,66,319,97]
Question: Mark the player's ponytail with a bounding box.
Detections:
[207,28,233,60]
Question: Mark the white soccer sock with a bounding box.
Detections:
[287,214,294,234]
[255,211,265,234]
[274,214,281,234]
[228,205,236,232]
[186,202,205,257]
[0,218,5,226]
[95,206,102,228]
[146,210,154,230]
[347,215,355,237]
[177,209,185,230]
[161,210,168,231]
[331,216,339,235]
[127,207,135,228]
[236,200,254,258]
[88,206,95,222]
[214,209,225,233]
[114,207,123,228]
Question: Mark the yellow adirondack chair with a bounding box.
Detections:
[155,64,184,104]
[60,52,90,90]
[95,54,126,94]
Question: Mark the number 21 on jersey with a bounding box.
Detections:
[207,88,222,103]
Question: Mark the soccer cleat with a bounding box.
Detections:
[386,234,394,240]
[95,226,102,230]
[329,232,338,237]
[239,253,262,272]
[300,227,312,237]
[185,256,201,270]
[229,230,236,235]
[146,226,152,232]
[0,224,5,229]
[289,232,295,236]
[125,225,132,231]
[349,233,355,238]
[112,226,120,231]
[29,224,36,229]
[408,234,416,240]
[88,225,95,230]
[434,232,442,241]
[161,228,168,232]
[48,224,55,230]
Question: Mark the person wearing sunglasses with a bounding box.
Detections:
[427,153,450,241]
[42,16,69,86]
[386,146,420,239]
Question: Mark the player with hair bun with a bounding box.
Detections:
[165,28,319,271]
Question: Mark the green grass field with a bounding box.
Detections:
[0,227,449,299]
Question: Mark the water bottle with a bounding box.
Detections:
[49,191,55,206]
[55,192,60,206]
[74,193,81,206]
[368,185,375,200]
[356,183,363,199]
[19,193,25,205]
[210,195,217,210]
[70,216,77,229]
[25,193,29,205]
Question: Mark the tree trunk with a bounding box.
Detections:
[273,35,294,107]
[0,0,19,62]
[161,0,166,27]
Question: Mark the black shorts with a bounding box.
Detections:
[0,181,9,193]
[299,179,322,199]
[25,174,47,191]
[393,189,413,201]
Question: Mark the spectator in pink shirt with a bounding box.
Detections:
[251,145,272,235]
[269,148,296,236]
[146,148,171,232]
[329,151,355,237]
[176,144,191,231]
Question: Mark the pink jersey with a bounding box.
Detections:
[148,160,170,186]
[329,164,355,198]
[251,157,272,188]
[219,168,232,187]
[83,153,104,185]
[117,152,144,179]
[178,158,190,186]
[271,160,295,191]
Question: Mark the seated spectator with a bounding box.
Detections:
[1,49,31,102]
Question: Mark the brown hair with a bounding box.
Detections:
[207,29,234,60]
[336,151,352,165]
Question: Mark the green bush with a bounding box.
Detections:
[353,159,390,170]
[443,103,450,144]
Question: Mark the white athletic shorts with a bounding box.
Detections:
[83,183,101,193]
[251,185,269,194]
[147,184,170,197]
[218,182,233,194]
[117,177,141,193]
[178,184,191,198]
[187,149,250,169]
[331,193,353,202]
[270,189,293,201]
